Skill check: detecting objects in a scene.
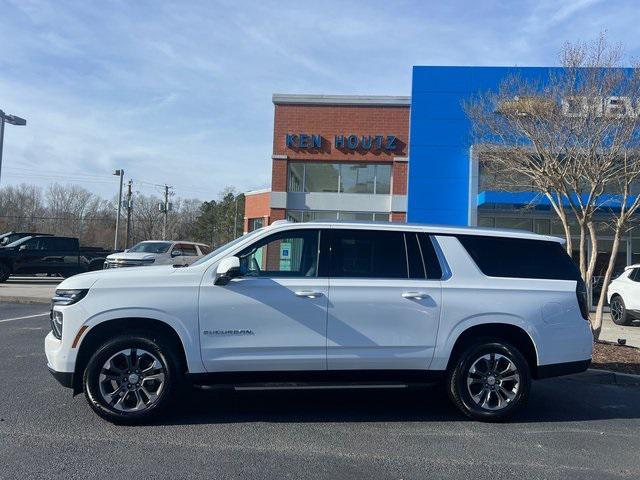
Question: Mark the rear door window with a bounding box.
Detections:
[327,229,408,279]
[418,233,444,279]
[457,235,580,280]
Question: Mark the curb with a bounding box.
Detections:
[588,368,640,385]
[0,296,51,305]
[570,368,640,386]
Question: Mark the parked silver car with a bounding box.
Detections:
[104,240,210,268]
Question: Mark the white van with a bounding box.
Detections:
[104,240,210,268]
[46,221,593,423]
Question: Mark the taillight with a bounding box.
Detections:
[576,279,589,321]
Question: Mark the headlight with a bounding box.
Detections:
[52,289,89,306]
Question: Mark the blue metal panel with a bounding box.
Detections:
[407,66,559,226]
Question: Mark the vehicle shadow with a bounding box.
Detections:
[158,377,640,426]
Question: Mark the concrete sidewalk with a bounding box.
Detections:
[0,276,61,304]
[599,313,640,348]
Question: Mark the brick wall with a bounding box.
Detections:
[392,161,408,195]
[390,212,406,222]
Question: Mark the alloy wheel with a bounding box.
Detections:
[466,353,520,411]
[611,298,624,323]
[98,348,166,412]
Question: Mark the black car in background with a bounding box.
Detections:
[0,235,114,282]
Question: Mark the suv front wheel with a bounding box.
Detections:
[447,340,531,421]
[83,334,182,424]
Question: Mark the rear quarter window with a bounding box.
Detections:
[457,235,580,281]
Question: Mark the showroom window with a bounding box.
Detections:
[288,162,392,194]
[248,218,264,232]
[287,210,389,222]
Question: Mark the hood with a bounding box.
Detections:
[106,252,161,261]
[56,265,177,290]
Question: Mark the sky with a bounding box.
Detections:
[1,0,640,201]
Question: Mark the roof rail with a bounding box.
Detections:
[270,220,290,226]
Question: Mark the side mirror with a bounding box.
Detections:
[171,249,182,257]
[19,245,27,251]
[215,256,241,286]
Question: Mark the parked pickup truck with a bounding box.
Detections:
[0,235,113,282]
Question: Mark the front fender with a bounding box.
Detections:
[75,307,205,374]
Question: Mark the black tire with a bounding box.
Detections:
[83,333,183,424]
[610,295,631,326]
[0,263,10,283]
[447,340,531,421]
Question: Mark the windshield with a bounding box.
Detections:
[190,229,265,267]
[128,241,172,254]
[4,236,32,248]
[1,233,22,246]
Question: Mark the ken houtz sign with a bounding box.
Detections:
[285,133,397,150]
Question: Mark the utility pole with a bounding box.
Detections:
[0,110,27,186]
[162,184,170,240]
[113,169,124,250]
[125,179,133,249]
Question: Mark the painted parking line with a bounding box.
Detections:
[0,312,49,323]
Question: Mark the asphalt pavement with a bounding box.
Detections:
[1,302,640,479]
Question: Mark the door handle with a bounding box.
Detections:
[294,290,324,298]
[402,291,429,300]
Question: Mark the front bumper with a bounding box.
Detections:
[47,366,74,388]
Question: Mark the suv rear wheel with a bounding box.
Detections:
[447,340,531,421]
[83,334,182,424]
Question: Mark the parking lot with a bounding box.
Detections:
[0,301,639,479]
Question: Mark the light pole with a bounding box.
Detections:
[113,169,124,250]
[0,110,27,186]
[233,196,239,239]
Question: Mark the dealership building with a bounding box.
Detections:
[245,66,640,284]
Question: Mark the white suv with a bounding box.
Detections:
[45,221,593,423]
[607,265,640,325]
[104,240,210,268]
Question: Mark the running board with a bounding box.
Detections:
[194,382,413,392]
[187,370,445,391]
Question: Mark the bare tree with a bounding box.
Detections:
[465,34,640,338]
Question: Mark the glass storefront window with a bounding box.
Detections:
[287,211,304,222]
[304,164,340,193]
[494,217,533,231]
[286,210,389,222]
[340,165,375,194]
[248,218,264,232]
[375,165,391,194]
[288,163,304,192]
[633,238,640,265]
[534,218,550,235]
[288,162,392,195]
[477,216,495,227]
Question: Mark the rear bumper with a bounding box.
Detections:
[47,366,74,388]
[536,359,591,379]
